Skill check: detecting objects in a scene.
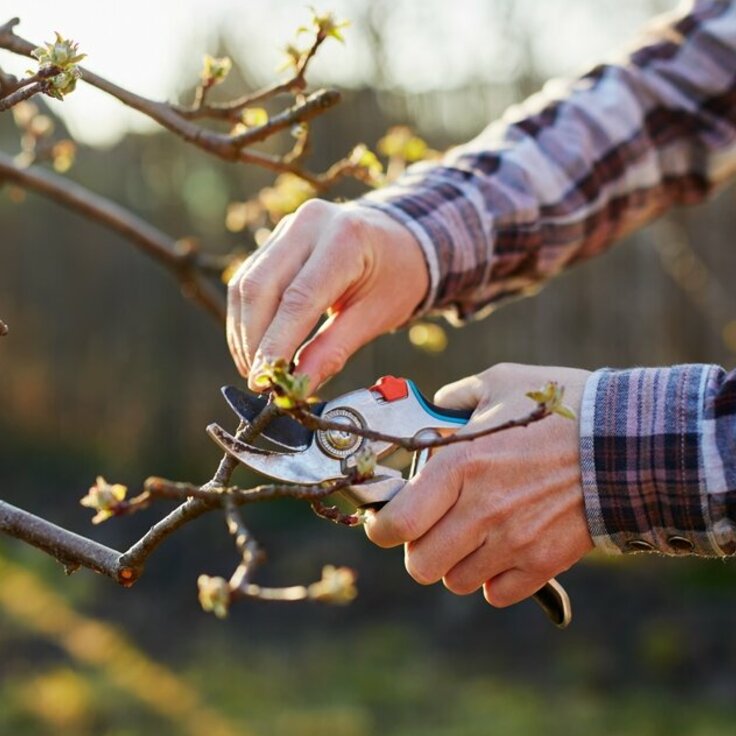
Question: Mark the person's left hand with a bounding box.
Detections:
[363,363,595,608]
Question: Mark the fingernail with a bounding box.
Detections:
[248,354,264,391]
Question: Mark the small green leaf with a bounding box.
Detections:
[553,405,577,421]
[201,54,232,86]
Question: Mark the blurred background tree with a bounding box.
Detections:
[1,1,736,734]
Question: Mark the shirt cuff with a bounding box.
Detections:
[579,364,732,557]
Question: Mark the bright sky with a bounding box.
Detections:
[0,0,676,147]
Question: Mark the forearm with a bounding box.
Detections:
[359,0,736,321]
[580,363,736,556]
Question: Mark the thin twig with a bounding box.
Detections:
[224,499,265,589]
[177,31,328,121]
[143,475,349,506]
[291,404,552,451]
[229,89,340,148]
[310,499,362,526]
[233,581,310,602]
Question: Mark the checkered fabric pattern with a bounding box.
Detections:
[358,0,736,555]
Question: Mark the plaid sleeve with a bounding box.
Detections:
[357,0,736,321]
[580,365,736,556]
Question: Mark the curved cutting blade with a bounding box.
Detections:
[207,423,341,483]
[221,385,324,451]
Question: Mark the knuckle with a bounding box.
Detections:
[484,585,514,609]
[459,444,494,491]
[505,524,536,553]
[239,273,263,305]
[280,281,314,315]
[386,507,417,544]
[320,345,350,378]
[332,211,369,246]
[364,524,393,549]
[404,550,439,586]
[527,546,557,577]
[365,507,415,548]
[295,197,329,218]
[443,571,478,596]
[482,362,518,382]
[460,444,487,482]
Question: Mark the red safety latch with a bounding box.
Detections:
[369,375,409,402]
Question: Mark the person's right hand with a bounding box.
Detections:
[227,199,430,392]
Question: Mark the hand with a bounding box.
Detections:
[226,200,429,391]
[364,363,594,608]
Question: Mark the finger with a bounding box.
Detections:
[293,306,375,392]
[403,513,486,587]
[227,264,249,377]
[482,569,550,608]
[237,223,315,382]
[442,538,512,596]
[250,242,363,389]
[433,374,485,410]
[363,445,465,548]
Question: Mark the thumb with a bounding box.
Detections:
[433,374,485,410]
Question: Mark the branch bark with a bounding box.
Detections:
[0,80,44,111]
[0,499,124,579]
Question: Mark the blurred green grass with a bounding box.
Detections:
[2,606,735,736]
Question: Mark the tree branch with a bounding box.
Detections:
[0,19,345,189]
[0,398,351,587]
[0,499,124,580]
[229,89,340,148]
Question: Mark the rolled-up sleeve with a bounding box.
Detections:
[358,0,736,322]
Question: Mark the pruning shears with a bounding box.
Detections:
[207,375,572,628]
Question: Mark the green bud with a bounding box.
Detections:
[201,55,232,86]
[525,381,576,420]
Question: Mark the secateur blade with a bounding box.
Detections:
[207,422,342,484]
[221,385,325,451]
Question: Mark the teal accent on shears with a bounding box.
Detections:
[406,380,469,425]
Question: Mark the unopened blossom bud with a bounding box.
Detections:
[197,575,231,618]
[80,476,127,524]
[308,565,357,605]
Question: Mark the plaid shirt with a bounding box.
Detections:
[360,0,736,557]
